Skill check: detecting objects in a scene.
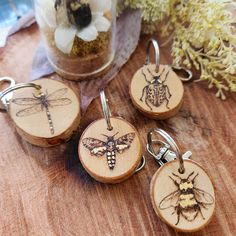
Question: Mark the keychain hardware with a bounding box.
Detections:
[100,90,113,131]
[147,128,192,168]
[0,77,41,112]
[145,39,193,81]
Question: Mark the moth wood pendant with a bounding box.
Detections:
[9,79,81,147]
[78,117,142,183]
[130,64,184,120]
[150,159,215,232]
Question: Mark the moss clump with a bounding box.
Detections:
[71,30,111,57]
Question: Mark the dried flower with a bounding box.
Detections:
[118,0,236,99]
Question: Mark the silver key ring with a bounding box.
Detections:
[147,128,185,174]
[144,38,193,82]
[135,155,146,173]
[100,90,113,131]
[172,66,193,82]
[0,79,42,112]
[145,38,160,73]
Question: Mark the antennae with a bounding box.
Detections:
[112,132,119,137]
[102,134,109,138]
[147,68,155,77]
[187,171,195,180]
[172,173,182,180]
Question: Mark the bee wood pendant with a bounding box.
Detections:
[78,90,144,184]
[1,78,81,147]
[148,129,215,232]
[130,39,191,120]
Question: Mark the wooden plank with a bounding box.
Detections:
[0,24,236,236]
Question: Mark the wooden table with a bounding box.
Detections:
[0,24,236,236]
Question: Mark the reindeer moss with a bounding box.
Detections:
[70,31,111,57]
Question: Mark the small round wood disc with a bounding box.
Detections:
[9,79,81,147]
[150,159,215,232]
[78,117,142,183]
[130,64,184,119]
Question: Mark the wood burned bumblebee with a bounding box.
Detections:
[82,132,135,169]
[140,67,172,110]
[55,0,92,28]
[159,171,214,225]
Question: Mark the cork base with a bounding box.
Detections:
[49,51,115,81]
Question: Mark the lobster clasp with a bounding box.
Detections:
[0,77,16,111]
[147,128,192,167]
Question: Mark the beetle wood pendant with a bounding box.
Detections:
[130,38,188,120]
[148,129,215,232]
[130,64,184,120]
[78,90,143,184]
[8,79,81,147]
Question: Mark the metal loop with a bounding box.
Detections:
[171,66,193,82]
[100,90,113,131]
[135,155,146,173]
[0,77,16,111]
[0,82,42,112]
[147,139,170,161]
[147,128,185,174]
[145,38,160,72]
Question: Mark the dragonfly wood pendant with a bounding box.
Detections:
[12,88,72,135]
[82,132,135,169]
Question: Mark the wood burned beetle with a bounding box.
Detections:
[140,67,172,110]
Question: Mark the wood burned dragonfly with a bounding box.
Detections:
[12,88,72,135]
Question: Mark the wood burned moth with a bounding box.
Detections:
[82,132,135,169]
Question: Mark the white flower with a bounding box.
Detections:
[36,0,57,28]
[54,0,112,54]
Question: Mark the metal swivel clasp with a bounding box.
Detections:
[147,128,192,169]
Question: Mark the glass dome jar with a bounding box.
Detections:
[34,0,116,80]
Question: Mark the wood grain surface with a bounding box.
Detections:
[0,24,236,236]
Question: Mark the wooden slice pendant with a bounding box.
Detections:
[150,159,215,232]
[9,79,81,147]
[130,64,184,120]
[78,117,142,183]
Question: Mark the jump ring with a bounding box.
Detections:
[135,155,146,173]
[0,82,42,112]
[145,38,160,73]
[171,66,193,82]
[100,90,113,131]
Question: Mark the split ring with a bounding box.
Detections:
[145,38,160,72]
[172,66,193,82]
[100,90,113,131]
[0,81,42,112]
[135,155,146,173]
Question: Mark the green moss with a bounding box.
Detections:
[71,31,111,57]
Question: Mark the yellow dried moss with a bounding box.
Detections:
[71,31,111,57]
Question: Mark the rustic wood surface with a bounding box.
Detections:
[0,24,236,236]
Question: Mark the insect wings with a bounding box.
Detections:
[12,88,72,135]
[159,171,214,225]
[82,132,135,169]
